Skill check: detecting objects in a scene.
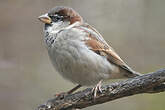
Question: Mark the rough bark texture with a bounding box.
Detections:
[37,68,165,110]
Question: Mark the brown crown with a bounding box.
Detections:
[48,6,83,24]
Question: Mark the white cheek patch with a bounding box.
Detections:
[45,21,81,34]
[46,22,63,34]
[65,22,80,30]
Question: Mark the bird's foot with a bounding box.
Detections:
[92,80,103,98]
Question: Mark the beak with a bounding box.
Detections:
[38,13,52,24]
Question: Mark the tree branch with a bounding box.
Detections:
[37,68,165,110]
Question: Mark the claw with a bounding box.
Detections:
[92,80,103,98]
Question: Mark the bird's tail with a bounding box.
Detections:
[120,64,142,78]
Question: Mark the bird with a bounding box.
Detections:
[38,6,141,97]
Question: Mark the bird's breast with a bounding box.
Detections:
[46,28,121,86]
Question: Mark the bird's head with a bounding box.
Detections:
[38,6,83,32]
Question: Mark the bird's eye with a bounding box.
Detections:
[49,15,63,22]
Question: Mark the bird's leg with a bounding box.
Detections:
[67,84,82,94]
[55,84,82,99]
[92,80,103,98]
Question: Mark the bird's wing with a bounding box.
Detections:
[76,23,136,76]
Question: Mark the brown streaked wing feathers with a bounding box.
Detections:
[85,35,125,66]
[79,23,134,74]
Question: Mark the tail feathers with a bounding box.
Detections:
[120,64,142,78]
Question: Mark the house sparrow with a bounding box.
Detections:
[38,6,141,97]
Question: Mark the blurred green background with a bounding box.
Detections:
[0,0,165,110]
